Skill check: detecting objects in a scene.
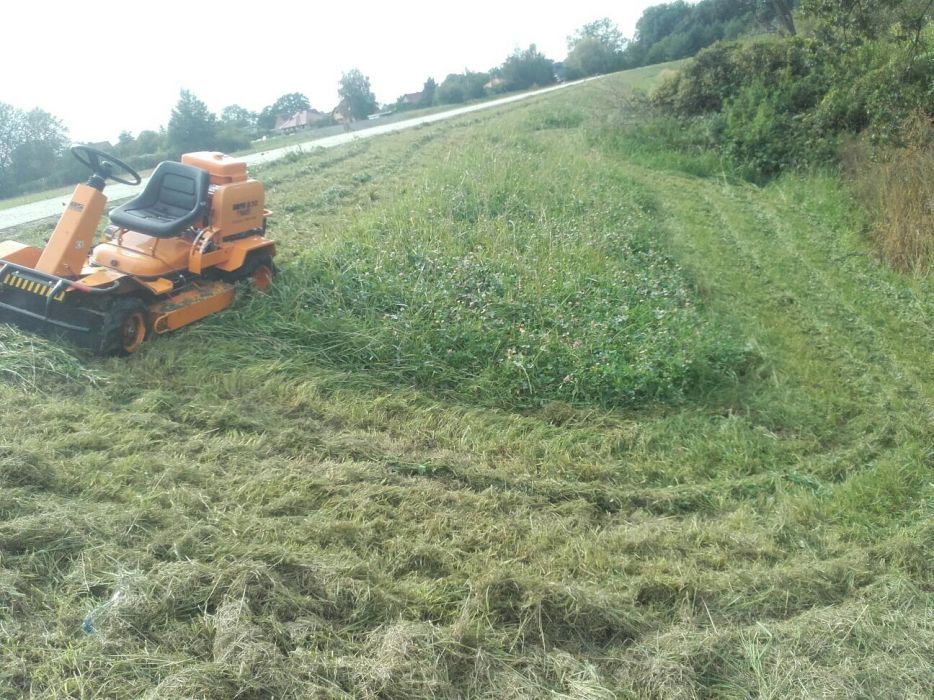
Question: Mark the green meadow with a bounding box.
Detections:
[0,64,930,698]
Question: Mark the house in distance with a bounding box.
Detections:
[273,109,330,134]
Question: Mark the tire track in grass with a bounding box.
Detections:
[645,172,855,392]
[627,166,931,538]
[639,169,929,409]
[739,184,931,402]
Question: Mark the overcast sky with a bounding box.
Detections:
[2,1,657,143]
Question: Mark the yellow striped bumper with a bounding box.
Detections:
[2,272,65,301]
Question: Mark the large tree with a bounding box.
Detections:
[568,18,628,53]
[221,104,257,129]
[0,102,27,194]
[622,0,772,67]
[500,45,556,90]
[0,103,67,196]
[632,3,692,49]
[167,89,217,155]
[421,77,437,107]
[565,18,628,78]
[436,71,489,105]
[763,0,797,35]
[258,93,310,129]
[802,0,930,45]
[116,130,135,156]
[338,69,378,120]
[136,130,164,155]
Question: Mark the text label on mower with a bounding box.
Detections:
[233,200,259,217]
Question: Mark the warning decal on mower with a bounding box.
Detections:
[3,273,65,301]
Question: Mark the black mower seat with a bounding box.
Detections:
[110,161,210,237]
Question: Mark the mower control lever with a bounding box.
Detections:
[70,145,142,189]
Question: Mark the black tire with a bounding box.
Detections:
[97,296,148,356]
[222,251,277,289]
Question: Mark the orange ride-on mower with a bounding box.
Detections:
[0,146,275,354]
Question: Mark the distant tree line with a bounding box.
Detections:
[395,1,799,111]
[619,0,800,69]
[392,43,558,113]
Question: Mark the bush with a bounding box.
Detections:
[813,39,934,145]
[652,38,824,117]
[651,34,934,179]
[720,75,835,179]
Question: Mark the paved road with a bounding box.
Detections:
[0,78,595,231]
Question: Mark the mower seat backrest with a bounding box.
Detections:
[110,161,210,237]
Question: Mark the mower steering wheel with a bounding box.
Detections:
[70,145,142,187]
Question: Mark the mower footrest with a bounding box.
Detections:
[149,281,235,334]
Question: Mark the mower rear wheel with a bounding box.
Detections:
[250,259,274,291]
[99,297,148,355]
[223,252,276,292]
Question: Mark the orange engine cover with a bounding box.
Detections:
[210,179,266,238]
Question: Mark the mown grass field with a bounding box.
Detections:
[0,65,931,698]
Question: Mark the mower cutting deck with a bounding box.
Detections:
[0,145,275,354]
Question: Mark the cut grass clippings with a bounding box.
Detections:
[0,324,100,390]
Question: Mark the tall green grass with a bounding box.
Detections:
[224,113,745,407]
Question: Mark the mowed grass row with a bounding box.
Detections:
[0,68,931,698]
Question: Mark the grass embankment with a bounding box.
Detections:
[0,99,510,213]
[0,67,931,698]
[0,62,687,213]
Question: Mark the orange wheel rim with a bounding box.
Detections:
[122,312,146,353]
[252,264,273,291]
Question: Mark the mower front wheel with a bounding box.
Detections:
[99,297,148,355]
